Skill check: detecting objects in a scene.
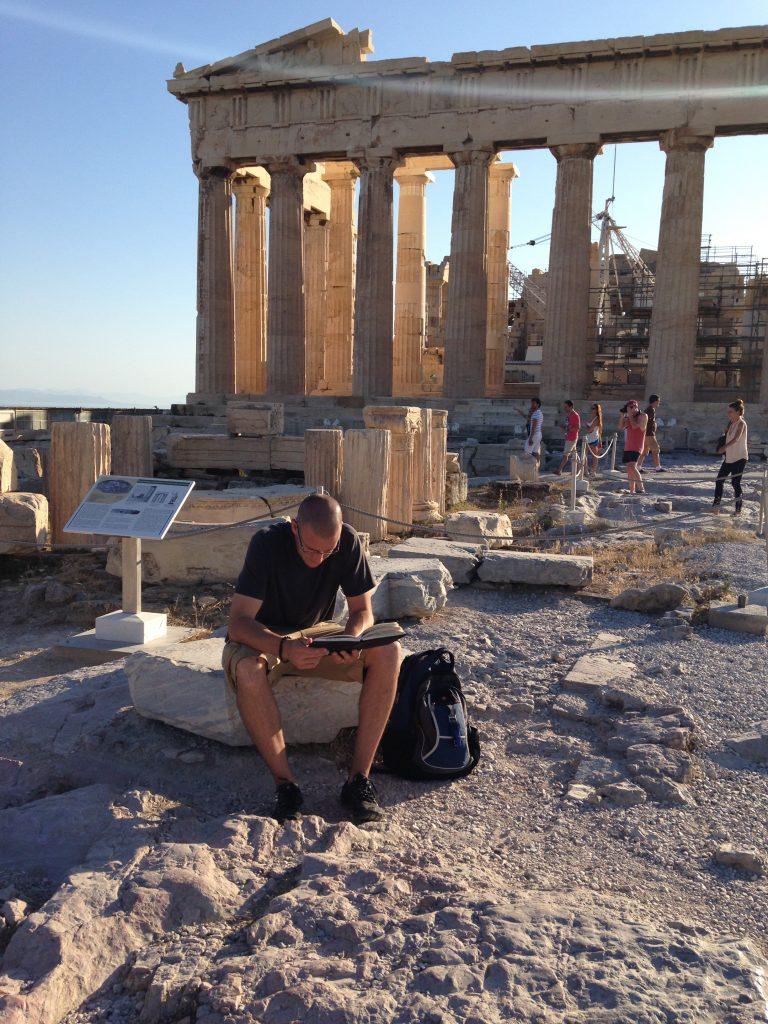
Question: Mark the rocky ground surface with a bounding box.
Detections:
[0,455,767,1022]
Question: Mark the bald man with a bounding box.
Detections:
[223,494,401,825]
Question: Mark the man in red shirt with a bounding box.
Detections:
[555,400,581,475]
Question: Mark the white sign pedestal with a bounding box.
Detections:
[94,536,168,644]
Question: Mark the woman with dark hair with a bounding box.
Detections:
[712,399,748,516]
[585,402,602,477]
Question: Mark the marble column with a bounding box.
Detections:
[195,166,235,395]
[266,157,311,396]
[323,164,359,394]
[430,409,449,517]
[304,212,329,393]
[539,143,601,403]
[363,405,420,533]
[443,148,495,398]
[233,171,269,394]
[646,130,714,403]
[353,153,400,398]
[486,163,519,395]
[411,408,440,523]
[394,169,434,395]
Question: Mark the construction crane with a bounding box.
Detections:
[508,261,547,308]
[593,197,655,327]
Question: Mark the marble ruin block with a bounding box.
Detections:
[444,511,512,549]
[0,439,18,493]
[478,550,593,588]
[126,638,361,746]
[0,493,49,554]
[363,406,420,534]
[111,415,153,477]
[412,408,440,523]
[304,428,343,499]
[226,402,285,436]
[387,537,482,585]
[49,421,111,546]
[106,517,288,585]
[341,428,390,542]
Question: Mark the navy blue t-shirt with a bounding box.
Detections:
[234,522,374,633]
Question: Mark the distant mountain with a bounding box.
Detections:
[0,388,180,409]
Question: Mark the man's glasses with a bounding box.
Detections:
[295,521,340,560]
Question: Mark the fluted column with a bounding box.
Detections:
[233,172,269,394]
[323,164,359,394]
[363,405,419,533]
[305,212,329,393]
[443,148,495,398]
[486,163,519,395]
[266,157,311,395]
[539,143,601,403]
[394,169,433,395]
[353,153,400,398]
[412,408,440,523]
[195,166,235,394]
[646,130,714,402]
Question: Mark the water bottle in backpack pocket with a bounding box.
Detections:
[381,649,481,780]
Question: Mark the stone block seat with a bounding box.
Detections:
[126,637,365,746]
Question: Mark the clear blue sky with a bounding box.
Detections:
[1,0,766,405]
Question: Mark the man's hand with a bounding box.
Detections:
[283,637,329,670]
[330,648,361,665]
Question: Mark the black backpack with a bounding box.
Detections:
[381,649,481,780]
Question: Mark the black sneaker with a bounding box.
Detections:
[273,781,303,823]
[340,773,383,825]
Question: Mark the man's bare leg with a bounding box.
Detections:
[350,641,401,778]
[235,656,295,783]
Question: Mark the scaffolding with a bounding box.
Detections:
[591,236,768,400]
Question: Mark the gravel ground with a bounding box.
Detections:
[2,457,768,1021]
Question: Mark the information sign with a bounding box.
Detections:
[63,476,195,540]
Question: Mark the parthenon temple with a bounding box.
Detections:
[168,19,768,414]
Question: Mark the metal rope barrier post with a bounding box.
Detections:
[580,437,588,480]
[758,466,767,538]
[570,451,578,512]
[609,433,618,473]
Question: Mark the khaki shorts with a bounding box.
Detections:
[222,620,366,692]
[642,436,660,455]
[563,439,578,455]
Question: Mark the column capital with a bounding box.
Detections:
[394,168,435,187]
[659,128,714,154]
[194,163,233,181]
[351,151,403,175]
[232,168,270,197]
[448,147,495,168]
[322,160,360,184]
[489,162,520,182]
[549,143,603,162]
[263,156,316,177]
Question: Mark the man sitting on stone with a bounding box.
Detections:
[224,493,401,825]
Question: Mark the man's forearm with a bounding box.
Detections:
[345,608,373,636]
[228,615,283,655]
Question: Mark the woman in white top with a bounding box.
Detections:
[584,403,602,477]
[712,399,748,516]
[523,397,543,468]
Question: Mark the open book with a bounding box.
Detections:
[314,621,405,653]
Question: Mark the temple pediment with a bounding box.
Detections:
[174,18,373,82]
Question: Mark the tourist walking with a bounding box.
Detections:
[637,394,665,473]
[523,397,543,468]
[584,403,603,477]
[712,399,749,516]
[619,400,648,494]
[555,400,581,475]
